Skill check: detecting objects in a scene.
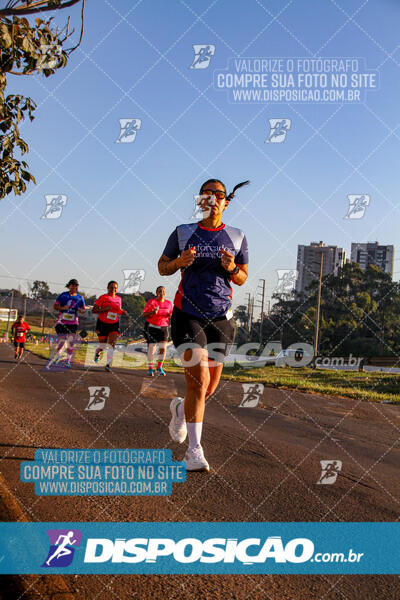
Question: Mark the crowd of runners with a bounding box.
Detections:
[9,178,249,472]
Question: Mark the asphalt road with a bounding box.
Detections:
[0,343,399,599]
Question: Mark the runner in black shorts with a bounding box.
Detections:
[11,315,31,360]
[142,286,173,376]
[46,279,86,369]
[92,281,128,372]
[158,178,249,471]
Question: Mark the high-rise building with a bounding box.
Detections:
[350,242,394,276]
[296,241,346,294]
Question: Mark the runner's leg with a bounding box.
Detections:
[95,336,106,361]
[205,361,224,401]
[183,347,210,448]
[47,333,66,366]
[203,318,234,402]
[56,335,66,357]
[156,341,167,373]
[147,342,156,372]
[65,334,75,364]
[106,331,118,366]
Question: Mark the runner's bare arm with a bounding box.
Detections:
[92,304,106,315]
[143,307,158,318]
[158,254,181,275]
[230,264,248,286]
[220,248,248,286]
[158,247,196,275]
[54,302,66,311]
[92,305,111,313]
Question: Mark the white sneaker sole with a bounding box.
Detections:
[185,461,210,472]
[184,454,210,472]
[169,397,187,444]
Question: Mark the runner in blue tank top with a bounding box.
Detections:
[158,178,249,471]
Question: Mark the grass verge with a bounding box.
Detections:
[23,342,400,404]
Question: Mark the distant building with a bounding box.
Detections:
[296,242,346,294]
[350,242,394,276]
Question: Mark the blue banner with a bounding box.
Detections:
[0,522,398,574]
[20,449,186,496]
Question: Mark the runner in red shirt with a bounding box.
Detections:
[142,286,173,376]
[92,281,128,372]
[11,315,31,360]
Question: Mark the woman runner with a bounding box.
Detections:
[92,281,128,372]
[142,286,173,376]
[158,179,249,471]
[47,279,86,369]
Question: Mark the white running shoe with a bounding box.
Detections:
[184,445,209,472]
[169,397,187,443]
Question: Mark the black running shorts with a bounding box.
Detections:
[170,306,235,362]
[144,322,169,343]
[55,323,78,335]
[96,319,120,338]
[13,341,25,348]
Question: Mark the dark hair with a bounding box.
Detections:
[156,286,165,293]
[66,278,79,287]
[199,179,250,202]
[107,280,118,288]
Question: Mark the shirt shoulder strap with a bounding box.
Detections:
[224,225,245,254]
[176,223,198,252]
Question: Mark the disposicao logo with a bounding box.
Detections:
[42,529,82,567]
[83,536,314,564]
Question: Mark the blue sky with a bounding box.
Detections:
[1,0,400,312]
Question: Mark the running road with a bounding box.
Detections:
[0,344,398,599]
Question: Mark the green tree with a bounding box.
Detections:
[30,279,50,298]
[270,262,400,358]
[121,294,146,338]
[0,1,85,198]
[233,304,247,328]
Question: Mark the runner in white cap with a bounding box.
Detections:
[46,279,85,369]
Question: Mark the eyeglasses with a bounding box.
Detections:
[200,189,226,200]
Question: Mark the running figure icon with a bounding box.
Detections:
[316,460,342,485]
[45,531,77,566]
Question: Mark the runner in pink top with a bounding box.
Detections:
[142,286,173,376]
[92,281,128,372]
[95,293,123,324]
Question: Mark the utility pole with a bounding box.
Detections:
[245,292,253,339]
[314,252,324,358]
[250,296,254,333]
[41,304,45,336]
[256,279,266,342]
[246,292,251,335]
[5,290,14,342]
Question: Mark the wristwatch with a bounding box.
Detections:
[230,265,240,276]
